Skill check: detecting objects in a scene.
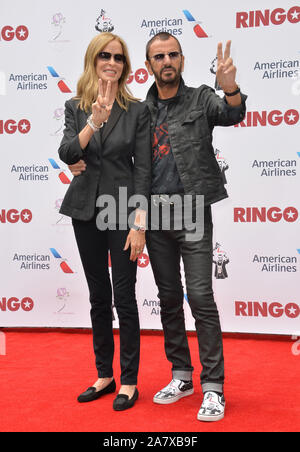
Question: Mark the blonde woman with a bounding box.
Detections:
[58,33,151,411]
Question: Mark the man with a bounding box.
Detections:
[67,33,247,422]
[143,33,246,422]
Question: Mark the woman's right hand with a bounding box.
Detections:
[91,79,112,127]
[68,159,86,176]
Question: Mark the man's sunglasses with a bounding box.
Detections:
[149,51,182,62]
[98,51,126,64]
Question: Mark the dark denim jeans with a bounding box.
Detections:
[146,206,224,393]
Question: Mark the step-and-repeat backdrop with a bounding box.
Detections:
[1,0,299,334]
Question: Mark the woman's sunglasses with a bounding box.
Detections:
[98,51,126,64]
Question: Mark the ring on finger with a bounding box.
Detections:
[101,105,107,109]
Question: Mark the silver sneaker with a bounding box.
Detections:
[197,391,225,422]
[153,379,194,405]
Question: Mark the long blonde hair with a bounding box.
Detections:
[75,33,138,112]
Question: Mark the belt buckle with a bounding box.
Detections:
[160,194,174,205]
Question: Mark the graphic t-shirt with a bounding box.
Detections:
[151,98,184,195]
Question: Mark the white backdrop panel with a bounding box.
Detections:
[0,0,299,334]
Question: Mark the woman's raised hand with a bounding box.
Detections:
[91,79,112,127]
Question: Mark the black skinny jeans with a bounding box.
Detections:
[72,217,139,385]
[146,206,224,394]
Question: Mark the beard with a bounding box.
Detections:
[151,62,182,88]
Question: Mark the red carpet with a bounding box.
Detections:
[0,330,299,432]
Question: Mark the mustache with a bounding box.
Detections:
[160,66,176,75]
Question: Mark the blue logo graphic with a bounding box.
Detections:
[183,10,196,22]
[48,158,60,170]
[50,248,62,259]
[47,66,60,78]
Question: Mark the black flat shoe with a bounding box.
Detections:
[113,388,139,411]
[77,379,116,403]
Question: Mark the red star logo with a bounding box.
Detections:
[21,209,32,223]
[18,119,31,134]
[135,69,148,84]
[21,297,34,311]
[284,207,298,223]
[137,253,149,268]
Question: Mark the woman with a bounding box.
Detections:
[58,33,151,411]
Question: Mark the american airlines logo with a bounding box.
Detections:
[50,248,74,273]
[48,158,71,184]
[182,10,210,38]
[47,66,72,93]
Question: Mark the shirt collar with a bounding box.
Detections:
[146,77,186,104]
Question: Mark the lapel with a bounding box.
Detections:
[78,101,123,149]
[93,127,101,149]
[101,101,123,145]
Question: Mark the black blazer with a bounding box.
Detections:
[58,98,152,221]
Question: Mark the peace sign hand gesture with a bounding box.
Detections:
[91,79,112,128]
[216,40,238,93]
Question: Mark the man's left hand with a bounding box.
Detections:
[216,40,237,93]
[68,159,86,176]
[124,229,145,262]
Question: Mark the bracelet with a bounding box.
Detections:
[224,85,240,97]
[87,115,104,132]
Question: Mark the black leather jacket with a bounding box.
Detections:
[145,78,247,205]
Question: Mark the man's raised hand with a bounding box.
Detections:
[216,40,238,93]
